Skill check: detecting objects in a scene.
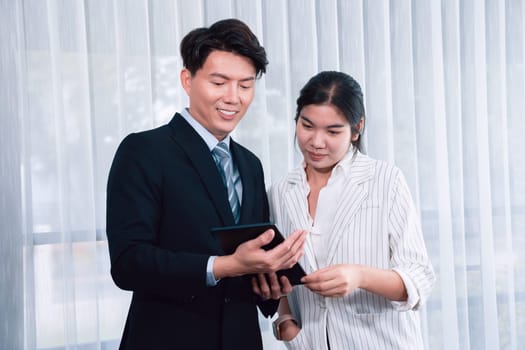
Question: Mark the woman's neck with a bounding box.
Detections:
[305,164,332,189]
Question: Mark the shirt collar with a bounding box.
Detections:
[180,108,231,151]
[333,145,358,177]
[299,145,357,181]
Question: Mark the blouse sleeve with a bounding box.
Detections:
[387,170,436,311]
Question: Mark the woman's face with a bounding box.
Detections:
[296,104,354,174]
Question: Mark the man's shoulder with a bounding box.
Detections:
[123,127,161,143]
[122,114,184,144]
[115,122,174,156]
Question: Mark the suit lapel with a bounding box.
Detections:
[325,154,374,265]
[230,140,253,223]
[168,114,234,225]
[283,170,319,273]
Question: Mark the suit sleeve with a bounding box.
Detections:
[106,133,209,297]
[254,159,280,317]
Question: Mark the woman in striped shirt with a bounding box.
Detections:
[258,71,435,349]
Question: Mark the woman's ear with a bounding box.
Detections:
[351,117,365,141]
[357,117,365,134]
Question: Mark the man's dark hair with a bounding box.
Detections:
[180,18,268,78]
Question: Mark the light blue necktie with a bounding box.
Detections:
[212,142,241,223]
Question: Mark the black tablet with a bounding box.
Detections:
[210,222,306,285]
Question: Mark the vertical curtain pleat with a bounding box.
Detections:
[2,0,523,349]
[316,0,339,70]
[363,1,395,162]
[461,1,500,348]
[486,1,518,348]
[442,1,472,349]
[260,0,294,183]
[505,0,525,347]
[0,1,25,349]
[413,0,461,347]
[389,0,419,193]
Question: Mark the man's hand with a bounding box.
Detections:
[252,273,293,300]
[214,229,307,279]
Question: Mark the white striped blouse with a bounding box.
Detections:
[268,151,435,350]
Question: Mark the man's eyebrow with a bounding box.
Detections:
[299,115,345,128]
[209,72,255,82]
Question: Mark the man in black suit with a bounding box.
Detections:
[106,18,307,350]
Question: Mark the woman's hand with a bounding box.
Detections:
[272,297,301,341]
[302,264,408,301]
[301,264,363,297]
[279,319,301,341]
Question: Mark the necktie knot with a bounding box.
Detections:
[213,142,231,161]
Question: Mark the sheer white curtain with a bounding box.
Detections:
[1,0,524,349]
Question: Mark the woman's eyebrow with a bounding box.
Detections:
[299,115,345,128]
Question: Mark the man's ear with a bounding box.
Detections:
[180,68,192,94]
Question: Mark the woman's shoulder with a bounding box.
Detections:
[355,153,402,177]
[275,166,304,185]
[268,166,304,195]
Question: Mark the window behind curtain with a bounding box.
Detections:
[1,0,523,349]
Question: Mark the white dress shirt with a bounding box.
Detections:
[308,150,353,270]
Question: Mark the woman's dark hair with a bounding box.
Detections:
[180,18,268,78]
[295,71,366,151]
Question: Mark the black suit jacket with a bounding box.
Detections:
[106,113,277,350]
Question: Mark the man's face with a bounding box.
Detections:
[181,50,257,140]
